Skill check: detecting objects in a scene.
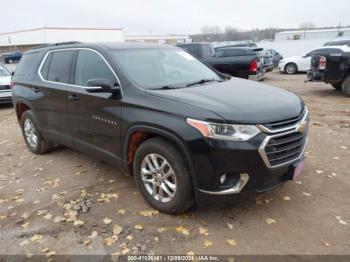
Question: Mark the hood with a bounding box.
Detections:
[0,76,11,86]
[146,78,304,124]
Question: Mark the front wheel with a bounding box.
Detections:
[284,63,298,74]
[133,137,194,214]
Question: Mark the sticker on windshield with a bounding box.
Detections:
[177,51,195,60]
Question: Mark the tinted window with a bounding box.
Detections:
[202,45,212,58]
[14,52,41,77]
[40,53,52,80]
[47,50,74,83]
[179,45,200,58]
[74,50,117,87]
[308,48,343,56]
[220,49,245,57]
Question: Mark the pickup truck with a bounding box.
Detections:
[176,43,264,80]
[0,51,23,64]
[307,46,350,96]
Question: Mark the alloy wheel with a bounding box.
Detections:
[140,153,177,203]
[24,119,38,148]
[286,64,296,74]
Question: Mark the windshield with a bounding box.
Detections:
[112,48,221,89]
[0,65,10,77]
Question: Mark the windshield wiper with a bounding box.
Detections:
[186,79,222,87]
[152,85,185,90]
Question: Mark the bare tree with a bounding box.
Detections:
[299,22,316,30]
[200,25,222,35]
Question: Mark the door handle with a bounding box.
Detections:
[32,87,40,93]
[68,94,80,101]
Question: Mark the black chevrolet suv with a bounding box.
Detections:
[12,42,309,214]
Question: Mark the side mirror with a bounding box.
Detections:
[86,78,121,94]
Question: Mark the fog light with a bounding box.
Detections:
[220,174,227,185]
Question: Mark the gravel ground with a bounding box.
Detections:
[0,70,349,257]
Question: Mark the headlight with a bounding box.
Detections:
[186,118,260,141]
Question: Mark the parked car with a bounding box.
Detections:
[264,49,283,67]
[214,42,258,49]
[12,42,309,214]
[177,43,264,80]
[0,64,12,104]
[0,51,23,64]
[279,46,350,74]
[324,39,350,46]
[257,49,274,73]
[307,49,350,96]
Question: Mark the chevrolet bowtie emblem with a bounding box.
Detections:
[296,121,307,134]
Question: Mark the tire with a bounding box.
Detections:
[284,63,298,74]
[331,82,342,91]
[133,137,194,214]
[341,75,350,97]
[20,110,51,154]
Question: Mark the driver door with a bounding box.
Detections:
[67,49,123,166]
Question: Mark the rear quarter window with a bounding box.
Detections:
[14,52,41,77]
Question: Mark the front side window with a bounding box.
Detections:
[112,48,221,89]
[46,50,75,83]
[74,50,117,87]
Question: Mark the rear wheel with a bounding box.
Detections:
[20,110,51,154]
[342,75,350,97]
[133,137,194,214]
[284,63,298,74]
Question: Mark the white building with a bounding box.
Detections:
[125,35,191,45]
[275,27,350,41]
[0,27,124,53]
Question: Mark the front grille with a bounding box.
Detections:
[265,130,308,167]
[0,85,10,90]
[263,109,307,131]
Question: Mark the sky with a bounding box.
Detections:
[1,0,349,35]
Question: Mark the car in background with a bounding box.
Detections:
[258,49,274,73]
[177,43,264,80]
[0,64,12,104]
[0,51,23,64]
[324,39,350,46]
[214,42,258,50]
[278,46,350,74]
[307,49,350,96]
[264,49,283,67]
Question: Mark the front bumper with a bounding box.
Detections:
[0,91,12,104]
[190,110,309,202]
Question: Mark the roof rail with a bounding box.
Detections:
[31,41,83,50]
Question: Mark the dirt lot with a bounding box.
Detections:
[0,70,349,257]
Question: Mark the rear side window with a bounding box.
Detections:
[46,50,75,83]
[180,45,200,58]
[14,52,41,77]
[74,50,117,87]
[217,49,245,57]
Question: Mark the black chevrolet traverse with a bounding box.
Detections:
[12,42,309,214]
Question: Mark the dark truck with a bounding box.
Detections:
[307,46,350,96]
[177,43,264,80]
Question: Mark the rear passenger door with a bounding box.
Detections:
[67,49,123,165]
[34,50,75,145]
